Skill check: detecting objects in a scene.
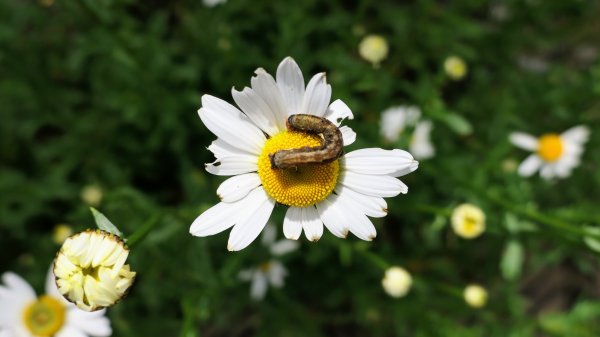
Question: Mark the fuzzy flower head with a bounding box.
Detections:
[451,203,485,239]
[464,284,488,308]
[52,224,73,245]
[509,125,590,179]
[53,229,136,312]
[80,185,103,207]
[189,57,418,251]
[380,105,421,143]
[0,268,111,337]
[381,266,412,298]
[359,35,389,67]
[444,56,468,81]
[238,225,299,300]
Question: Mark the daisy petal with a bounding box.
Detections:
[344,148,416,176]
[190,199,243,237]
[340,126,356,146]
[65,308,112,337]
[55,326,88,337]
[252,68,288,131]
[217,173,261,203]
[324,99,354,126]
[205,155,257,176]
[517,155,542,177]
[332,193,377,241]
[232,87,280,136]
[341,171,408,197]
[561,125,590,144]
[199,95,266,155]
[316,198,349,238]
[540,164,555,180]
[300,206,324,242]
[228,188,275,251]
[270,240,300,256]
[208,138,255,159]
[301,73,331,117]
[267,261,287,287]
[276,57,305,116]
[1,272,36,302]
[250,272,268,300]
[509,132,538,151]
[45,268,71,306]
[335,185,387,218]
[283,207,303,240]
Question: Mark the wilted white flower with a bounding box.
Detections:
[380,106,421,143]
[358,35,389,67]
[451,204,486,239]
[239,225,299,300]
[54,230,136,312]
[0,268,111,337]
[509,125,590,179]
[464,284,488,308]
[381,266,412,298]
[189,57,419,251]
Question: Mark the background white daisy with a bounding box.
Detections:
[509,125,590,179]
[0,269,111,337]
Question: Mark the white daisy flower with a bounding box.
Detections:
[509,125,590,179]
[410,120,435,160]
[358,34,389,67]
[463,284,488,308]
[238,225,299,300]
[380,105,421,143]
[451,203,486,239]
[0,268,111,337]
[190,57,419,251]
[381,266,412,298]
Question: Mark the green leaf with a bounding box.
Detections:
[500,240,524,280]
[90,207,124,238]
[583,226,600,253]
[505,213,538,234]
[440,113,472,135]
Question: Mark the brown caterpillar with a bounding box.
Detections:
[269,114,343,169]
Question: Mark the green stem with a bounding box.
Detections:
[127,214,160,249]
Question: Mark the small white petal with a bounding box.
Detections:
[238,269,254,281]
[344,148,416,176]
[276,57,305,116]
[190,199,243,237]
[517,155,542,177]
[301,206,324,241]
[65,308,112,337]
[509,132,538,151]
[205,155,258,176]
[410,120,435,160]
[270,240,300,256]
[561,125,590,144]
[55,326,88,337]
[251,68,288,131]
[1,272,36,303]
[316,199,349,239]
[260,223,277,246]
[232,87,280,136]
[283,207,303,240]
[301,73,331,117]
[340,171,408,197]
[540,164,556,180]
[267,261,287,287]
[208,139,254,159]
[339,126,356,146]
[227,189,275,251]
[335,185,387,218]
[324,99,354,126]
[250,272,268,300]
[199,95,266,155]
[331,193,377,241]
[216,173,261,202]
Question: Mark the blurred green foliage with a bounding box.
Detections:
[1,0,600,336]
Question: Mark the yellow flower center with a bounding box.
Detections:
[22,295,65,337]
[537,133,563,162]
[259,261,272,272]
[258,131,339,207]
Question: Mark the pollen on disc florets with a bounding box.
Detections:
[22,295,65,337]
[258,131,340,207]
